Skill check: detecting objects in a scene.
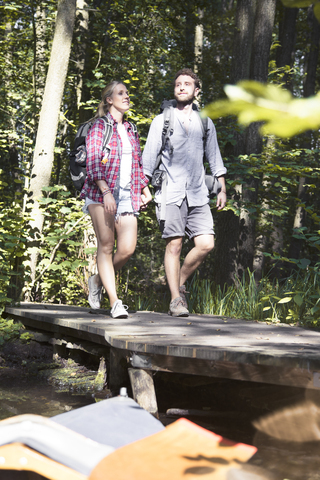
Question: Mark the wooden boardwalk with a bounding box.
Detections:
[5,303,320,395]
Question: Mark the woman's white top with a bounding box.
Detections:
[118,123,132,188]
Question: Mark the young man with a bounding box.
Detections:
[143,68,227,317]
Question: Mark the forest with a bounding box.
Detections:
[1,0,320,326]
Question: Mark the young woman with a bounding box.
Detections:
[80,81,152,318]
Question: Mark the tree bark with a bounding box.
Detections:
[33,3,47,110]
[28,0,77,288]
[230,0,256,85]
[213,0,256,287]
[75,0,89,110]
[237,0,276,278]
[194,8,203,74]
[288,7,320,265]
[276,5,298,89]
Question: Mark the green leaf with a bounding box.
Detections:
[294,294,303,306]
[314,3,320,22]
[60,207,71,214]
[298,258,311,269]
[203,81,320,138]
[278,297,292,304]
[281,0,312,6]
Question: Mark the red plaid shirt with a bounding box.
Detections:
[80,113,149,212]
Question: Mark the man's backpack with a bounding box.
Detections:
[151,99,221,202]
[69,117,138,192]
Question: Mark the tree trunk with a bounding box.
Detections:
[75,0,89,110]
[230,0,256,85]
[288,7,320,265]
[28,0,77,289]
[34,4,47,110]
[237,0,276,278]
[213,0,256,287]
[194,8,203,74]
[276,4,298,89]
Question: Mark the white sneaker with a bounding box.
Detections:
[110,299,128,319]
[88,275,103,309]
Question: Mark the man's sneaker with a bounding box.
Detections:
[179,285,189,309]
[88,275,103,309]
[110,299,128,319]
[169,297,189,317]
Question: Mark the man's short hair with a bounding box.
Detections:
[174,68,200,89]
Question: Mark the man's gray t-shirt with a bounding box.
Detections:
[142,108,227,207]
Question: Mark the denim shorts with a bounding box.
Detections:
[156,198,214,239]
[82,187,138,217]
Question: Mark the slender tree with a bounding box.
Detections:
[28,0,77,288]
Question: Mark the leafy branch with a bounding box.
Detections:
[30,214,89,289]
[202,80,320,138]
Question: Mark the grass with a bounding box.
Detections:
[135,269,320,327]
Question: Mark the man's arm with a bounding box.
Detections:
[216,176,227,210]
[205,118,227,210]
[205,118,227,179]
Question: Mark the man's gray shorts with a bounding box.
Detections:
[156,198,214,239]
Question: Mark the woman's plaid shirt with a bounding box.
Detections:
[80,113,149,212]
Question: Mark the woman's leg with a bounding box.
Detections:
[88,204,118,306]
[113,214,138,271]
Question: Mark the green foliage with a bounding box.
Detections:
[0,317,31,345]
[203,81,320,138]
[25,185,91,304]
[0,196,31,311]
[0,0,319,332]
[184,269,320,326]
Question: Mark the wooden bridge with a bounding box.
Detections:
[5,303,320,415]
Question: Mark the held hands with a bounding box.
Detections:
[140,186,152,211]
[216,190,227,211]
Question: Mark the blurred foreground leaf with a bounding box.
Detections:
[280,1,320,22]
[202,80,320,138]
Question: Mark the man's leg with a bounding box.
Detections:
[164,236,183,302]
[165,235,189,316]
[180,234,214,286]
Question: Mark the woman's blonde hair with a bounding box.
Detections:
[94,80,125,119]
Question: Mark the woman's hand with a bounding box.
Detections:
[140,186,152,210]
[103,192,117,215]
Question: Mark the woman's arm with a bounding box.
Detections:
[95,179,117,215]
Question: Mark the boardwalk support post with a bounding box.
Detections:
[128,368,158,418]
[109,347,130,393]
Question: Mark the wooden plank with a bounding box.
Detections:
[128,368,158,417]
[130,353,320,390]
[6,304,320,390]
[108,347,130,391]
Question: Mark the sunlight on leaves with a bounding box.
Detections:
[202,81,320,138]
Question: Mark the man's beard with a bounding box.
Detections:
[174,92,194,106]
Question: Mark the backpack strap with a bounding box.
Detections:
[100,116,114,151]
[154,106,174,172]
[128,121,138,137]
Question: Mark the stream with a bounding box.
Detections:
[1,341,320,480]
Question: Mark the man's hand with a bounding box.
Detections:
[216,190,227,210]
[140,186,152,210]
